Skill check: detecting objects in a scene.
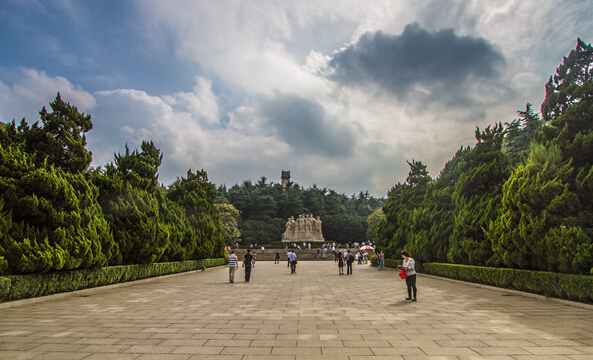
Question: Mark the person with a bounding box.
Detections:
[287,250,291,267]
[288,250,297,274]
[275,251,280,264]
[378,250,385,270]
[346,250,354,275]
[251,250,256,267]
[228,250,238,283]
[337,250,344,275]
[243,249,254,282]
[316,248,320,258]
[400,250,417,301]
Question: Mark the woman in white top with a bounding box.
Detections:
[401,250,417,301]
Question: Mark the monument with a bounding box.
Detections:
[281,214,325,243]
[281,170,290,189]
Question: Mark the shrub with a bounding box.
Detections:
[0,258,225,302]
[422,263,593,303]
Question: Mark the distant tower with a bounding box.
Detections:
[281,170,290,189]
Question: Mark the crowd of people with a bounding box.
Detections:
[227,245,417,302]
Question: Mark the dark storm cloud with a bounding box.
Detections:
[260,94,356,157]
[329,23,505,99]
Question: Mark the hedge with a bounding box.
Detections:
[0,258,226,303]
[370,253,402,269]
[421,263,593,303]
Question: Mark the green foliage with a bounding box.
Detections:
[366,208,384,244]
[503,103,543,167]
[0,258,226,302]
[93,149,168,265]
[215,203,242,246]
[448,124,511,266]
[112,141,163,192]
[376,160,431,259]
[167,170,225,259]
[16,93,93,173]
[540,38,593,169]
[0,106,116,275]
[487,143,586,272]
[487,39,593,275]
[422,263,593,303]
[219,178,384,245]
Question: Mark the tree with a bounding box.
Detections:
[366,208,384,244]
[487,143,587,273]
[490,38,593,274]
[448,124,511,266]
[92,143,170,264]
[112,141,163,192]
[167,170,225,259]
[540,38,593,169]
[17,93,93,173]
[376,160,431,258]
[503,103,543,167]
[0,122,116,274]
[216,203,242,246]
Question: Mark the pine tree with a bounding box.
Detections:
[448,124,511,266]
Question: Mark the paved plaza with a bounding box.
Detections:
[1,260,593,360]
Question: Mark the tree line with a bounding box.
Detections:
[0,95,225,275]
[376,39,593,275]
[216,180,385,246]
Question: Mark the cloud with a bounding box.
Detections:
[258,94,357,157]
[92,86,210,183]
[163,77,220,125]
[328,23,505,102]
[0,68,96,123]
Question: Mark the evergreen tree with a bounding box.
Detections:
[1,115,115,275]
[490,39,593,274]
[376,160,431,258]
[503,103,543,167]
[366,208,384,244]
[488,143,584,272]
[407,148,470,263]
[18,93,93,173]
[448,124,511,266]
[215,203,242,247]
[167,170,225,259]
[93,142,169,264]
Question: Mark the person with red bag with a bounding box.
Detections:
[399,250,417,301]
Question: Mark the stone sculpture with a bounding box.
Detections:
[281,214,324,243]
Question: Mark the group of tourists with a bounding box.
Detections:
[227,248,418,302]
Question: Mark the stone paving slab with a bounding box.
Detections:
[1,261,593,359]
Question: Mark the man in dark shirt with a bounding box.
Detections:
[346,250,354,275]
[243,249,254,282]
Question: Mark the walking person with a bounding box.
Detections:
[243,249,254,282]
[228,250,238,283]
[337,250,344,275]
[288,250,297,274]
[400,250,417,301]
[346,250,354,275]
[274,251,280,264]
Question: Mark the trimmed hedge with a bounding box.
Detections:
[0,258,225,303]
[421,263,593,303]
[370,254,402,269]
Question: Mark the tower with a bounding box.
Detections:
[281,170,290,189]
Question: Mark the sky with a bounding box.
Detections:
[1,0,592,197]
